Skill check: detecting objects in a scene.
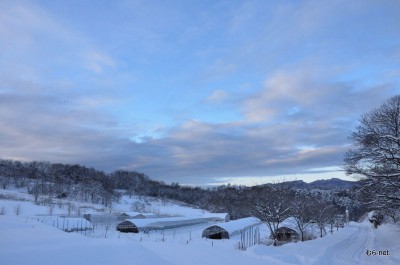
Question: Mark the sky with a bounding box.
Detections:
[1,0,400,186]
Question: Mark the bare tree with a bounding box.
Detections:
[345,95,400,212]
[291,194,315,241]
[253,184,294,246]
[312,197,338,238]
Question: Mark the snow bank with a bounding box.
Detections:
[0,216,172,265]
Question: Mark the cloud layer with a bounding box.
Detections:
[1,0,400,186]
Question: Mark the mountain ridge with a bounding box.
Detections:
[268,178,358,190]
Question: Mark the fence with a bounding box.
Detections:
[238,225,261,250]
[36,215,94,236]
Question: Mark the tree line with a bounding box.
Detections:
[0,158,359,243]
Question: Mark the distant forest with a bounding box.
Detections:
[0,159,364,221]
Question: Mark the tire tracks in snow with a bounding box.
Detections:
[312,223,370,265]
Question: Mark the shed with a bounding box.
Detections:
[276,217,319,242]
[275,227,299,241]
[116,220,139,233]
[202,217,261,239]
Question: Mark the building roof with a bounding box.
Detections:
[119,211,157,218]
[120,216,213,230]
[203,217,261,236]
[202,212,229,221]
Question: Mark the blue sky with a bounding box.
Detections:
[1,0,400,186]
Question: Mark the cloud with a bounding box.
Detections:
[242,66,394,124]
[0,0,117,82]
[206,90,228,103]
[117,64,398,185]
[82,51,116,74]
[1,0,399,187]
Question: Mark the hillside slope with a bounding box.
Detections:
[0,188,399,265]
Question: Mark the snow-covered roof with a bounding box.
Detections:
[211,217,261,233]
[279,216,320,239]
[121,216,213,230]
[279,217,298,229]
[119,211,157,218]
[202,212,229,221]
[202,217,261,238]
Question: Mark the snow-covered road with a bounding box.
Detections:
[251,221,400,265]
[312,223,377,265]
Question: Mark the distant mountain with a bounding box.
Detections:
[307,178,359,190]
[270,178,359,190]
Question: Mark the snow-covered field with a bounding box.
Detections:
[1,189,399,265]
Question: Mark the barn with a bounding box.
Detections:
[202,217,261,239]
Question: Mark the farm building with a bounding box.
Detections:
[203,212,230,222]
[202,217,261,239]
[118,212,157,220]
[116,216,214,232]
[275,227,299,241]
[274,217,321,243]
[116,220,139,233]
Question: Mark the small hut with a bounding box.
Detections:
[202,217,261,239]
[116,220,139,233]
[202,225,230,239]
[275,227,299,241]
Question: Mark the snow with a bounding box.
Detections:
[116,195,206,217]
[0,216,173,265]
[1,189,400,265]
[250,220,400,265]
[39,216,93,232]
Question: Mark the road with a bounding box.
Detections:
[312,222,399,265]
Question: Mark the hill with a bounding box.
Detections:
[0,187,398,265]
[266,178,359,190]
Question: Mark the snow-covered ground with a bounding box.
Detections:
[1,189,399,265]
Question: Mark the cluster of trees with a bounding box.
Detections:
[345,95,400,223]
[0,158,357,222]
[139,181,357,244]
[0,160,118,206]
[254,185,350,245]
